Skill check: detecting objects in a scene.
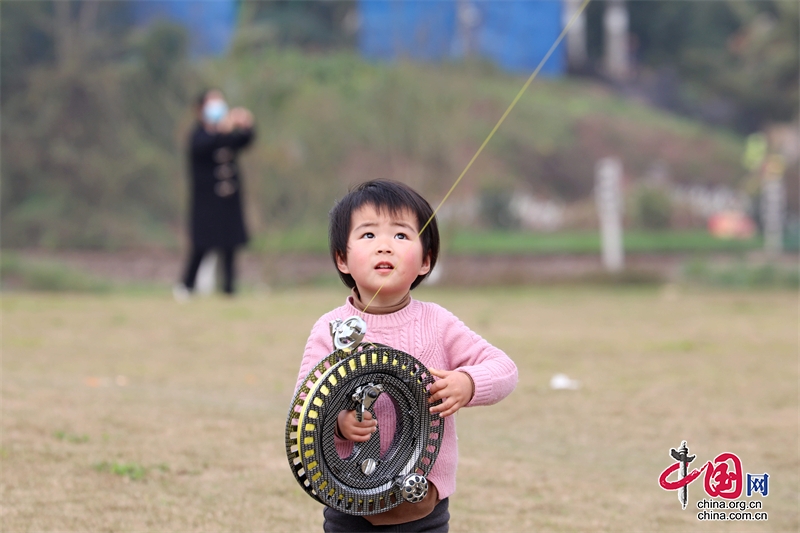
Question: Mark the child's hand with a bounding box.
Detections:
[336,409,377,442]
[427,369,475,417]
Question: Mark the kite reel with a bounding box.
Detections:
[286,317,444,515]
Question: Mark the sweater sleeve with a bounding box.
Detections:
[191,125,255,157]
[437,308,518,407]
[295,315,335,393]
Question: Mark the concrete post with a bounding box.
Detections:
[595,157,625,272]
[761,155,786,256]
[563,0,588,71]
[604,0,630,82]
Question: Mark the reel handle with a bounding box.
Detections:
[351,383,384,422]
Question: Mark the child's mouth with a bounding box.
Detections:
[374,262,394,270]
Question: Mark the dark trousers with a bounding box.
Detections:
[181,245,237,294]
[323,499,449,533]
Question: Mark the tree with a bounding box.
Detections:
[587,0,799,131]
[233,0,357,53]
[1,2,194,248]
[704,0,799,130]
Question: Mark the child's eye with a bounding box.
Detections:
[395,233,408,240]
[361,232,374,239]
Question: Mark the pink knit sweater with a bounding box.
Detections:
[294,296,518,500]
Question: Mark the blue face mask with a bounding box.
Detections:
[203,100,228,125]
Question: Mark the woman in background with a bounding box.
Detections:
[175,89,255,299]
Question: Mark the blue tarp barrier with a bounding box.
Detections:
[359,0,457,62]
[133,0,237,57]
[358,0,564,76]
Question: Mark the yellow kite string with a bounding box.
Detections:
[363,0,593,313]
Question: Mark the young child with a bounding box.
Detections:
[295,179,518,532]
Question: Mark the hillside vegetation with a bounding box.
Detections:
[2,34,746,250]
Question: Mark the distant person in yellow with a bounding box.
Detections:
[175,89,254,300]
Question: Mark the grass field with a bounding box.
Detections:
[1,286,797,532]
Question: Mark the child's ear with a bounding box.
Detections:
[418,252,431,276]
[335,253,351,274]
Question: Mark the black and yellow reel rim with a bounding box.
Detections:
[286,343,444,515]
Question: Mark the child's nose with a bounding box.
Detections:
[376,238,393,253]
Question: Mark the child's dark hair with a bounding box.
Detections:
[329,180,439,290]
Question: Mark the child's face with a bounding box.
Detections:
[336,204,431,306]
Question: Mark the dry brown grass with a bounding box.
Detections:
[1,286,797,532]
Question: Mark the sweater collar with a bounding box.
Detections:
[349,287,411,315]
[344,291,419,328]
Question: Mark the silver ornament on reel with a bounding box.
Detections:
[398,473,429,504]
[330,316,367,352]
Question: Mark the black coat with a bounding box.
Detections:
[187,123,255,249]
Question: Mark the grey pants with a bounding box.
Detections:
[323,499,449,533]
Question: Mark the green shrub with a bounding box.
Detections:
[682,257,799,289]
[479,188,518,230]
[632,186,673,230]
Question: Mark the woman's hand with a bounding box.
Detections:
[216,112,235,133]
[336,409,377,442]
[427,369,475,417]
[229,107,254,129]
